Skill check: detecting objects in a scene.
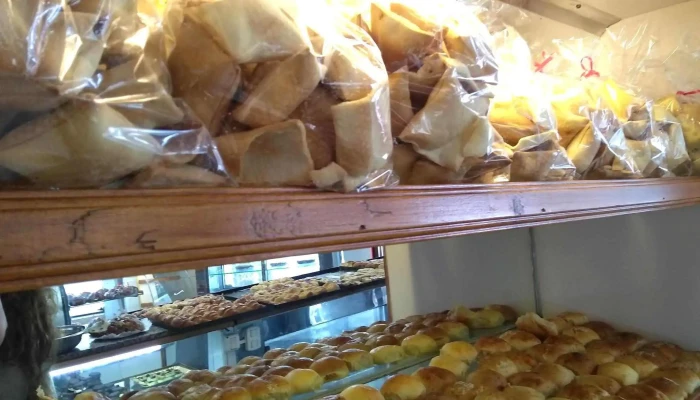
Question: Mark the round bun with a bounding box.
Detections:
[340,349,374,371]
[633,349,673,368]
[381,374,427,400]
[443,381,499,399]
[285,357,314,369]
[180,385,220,400]
[533,363,576,388]
[371,345,406,364]
[402,334,438,356]
[548,317,573,333]
[430,355,468,378]
[641,342,683,364]
[217,366,232,374]
[320,336,354,347]
[500,330,541,351]
[288,342,310,352]
[556,383,610,400]
[167,379,198,397]
[503,385,546,400]
[245,376,292,400]
[648,367,700,394]
[238,356,262,366]
[516,313,558,339]
[562,327,600,345]
[587,349,617,366]
[485,305,519,322]
[475,337,512,354]
[339,342,371,352]
[582,321,616,340]
[339,385,384,400]
[270,353,300,367]
[556,352,597,376]
[299,347,324,359]
[128,390,177,400]
[440,341,478,363]
[417,327,450,347]
[385,323,406,334]
[245,366,270,377]
[466,309,505,329]
[597,362,640,386]
[263,348,289,360]
[250,359,274,367]
[263,366,294,377]
[310,356,350,381]
[436,321,470,341]
[642,377,685,400]
[413,366,458,393]
[575,375,621,394]
[183,370,217,384]
[558,312,589,326]
[314,350,341,361]
[527,344,570,363]
[507,372,557,396]
[466,369,508,391]
[609,332,647,353]
[284,369,323,394]
[227,365,251,375]
[545,336,586,354]
[366,334,400,348]
[351,332,371,342]
[616,354,659,378]
[212,387,252,400]
[586,340,624,358]
[478,354,519,377]
[367,324,388,333]
[504,351,538,372]
[210,377,234,389]
[228,374,259,387]
[617,384,669,400]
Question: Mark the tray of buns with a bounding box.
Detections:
[248,277,341,306]
[339,258,385,271]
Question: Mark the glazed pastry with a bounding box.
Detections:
[430,355,468,378]
[500,330,542,351]
[516,313,559,339]
[381,374,427,400]
[401,334,438,356]
[440,341,478,363]
[310,356,349,382]
[413,366,459,393]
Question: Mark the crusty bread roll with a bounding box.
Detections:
[210,377,234,389]
[504,351,538,372]
[575,375,621,394]
[616,354,659,378]
[443,381,498,400]
[586,340,624,358]
[284,357,313,370]
[556,352,597,376]
[228,374,259,387]
[371,345,406,364]
[401,334,438,356]
[339,384,384,400]
[563,327,601,346]
[263,348,289,360]
[641,342,684,364]
[500,331,542,351]
[288,342,310,352]
[413,366,458,394]
[417,328,450,347]
[609,332,647,353]
[440,341,478,363]
[183,370,217,384]
[367,334,401,348]
[368,324,389,334]
[244,375,292,400]
[381,374,427,400]
[436,321,470,341]
[239,356,263,366]
[430,355,468,378]
[533,363,576,388]
[284,368,323,394]
[320,336,354,347]
[582,322,616,340]
[339,342,371,352]
[546,336,587,354]
[478,354,519,377]
[556,383,610,400]
[647,367,700,394]
[245,365,270,377]
[467,369,508,391]
[485,305,519,322]
[558,312,589,326]
[340,349,374,371]
[503,385,546,400]
[467,309,506,330]
[262,366,294,377]
[616,384,670,400]
[180,385,221,400]
[310,356,350,382]
[548,317,573,333]
[384,323,407,335]
[475,337,512,355]
[508,372,557,396]
[642,377,686,400]
[299,347,324,359]
[597,362,639,386]
[212,387,252,400]
[527,344,570,363]
[167,379,199,397]
[516,313,559,339]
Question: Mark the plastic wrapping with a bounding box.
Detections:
[177,0,394,191]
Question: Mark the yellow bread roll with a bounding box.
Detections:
[597,362,639,386]
[380,374,426,400]
[440,341,478,363]
[371,345,407,364]
[284,369,323,394]
[401,334,438,356]
[429,355,468,378]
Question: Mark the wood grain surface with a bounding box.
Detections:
[1,179,700,292]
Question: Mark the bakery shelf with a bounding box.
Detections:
[53,282,387,368]
[2,178,700,292]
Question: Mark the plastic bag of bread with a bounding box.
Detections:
[179,0,393,191]
[508,131,575,182]
[656,94,698,175]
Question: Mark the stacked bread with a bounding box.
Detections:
[138,295,263,329]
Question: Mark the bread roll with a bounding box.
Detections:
[556,383,610,400]
[448,305,476,324]
[609,332,647,353]
[500,331,542,351]
[467,369,508,391]
[616,354,659,378]
[210,377,235,389]
[467,309,506,329]
[479,354,519,377]
[503,385,546,400]
[321,336,354,347]
[284,369,323,394]
[575,375,621,394]
[504,351,538,372]
[367,334,401,348]
[440,341,478,363]
[558,312,589,326]
[299,347,324,359]
[413,366,458,393]
[642,377,686,400]
[527,344,570,363]
[475,337,512,355]
[288,342,310,352]
[381,374,427,400]
[245,365,270,377]
[339,385,384,400]
[556,353,597,376]
[402,334,438,356]
[647,367,700,394]
[385,323,407,335]
[582,322,616,340]
[548,317,573,333]
[616,384,670,400]
[251,359,275,367]
[183,370,217,384]
[633,349,673,368]
[417,328,450,347]
[430,355,468,378]
[167,379,199,397]
[516,313,559,339]
[228,375,259,387]
[310,356,350,381]
[586,341,624,358]
[239,356,263,366]
[563,327,601,345]
[340,349,374,371]
[641,342,683,364]
[351,332,371,342]
[285,357,313,369]
[368,324,389,334]
[124,390,176,400]
[533,363,576,388]
[587,349,617,366]
[244,375,292,400]
[180,385,221,400]
[444,381,498,400]
[485,305,519,322]
[436,321,470,341]
[270,353,300,367]
[212,387,252,400]
[508,372,557,396]
[262,366,294,377]
[597,362,639,386]
[371,345,407,364]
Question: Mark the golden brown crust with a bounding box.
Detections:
[608,332,647,353]
[441,341,478,363]
[339,385,384,400]
[339,349,374,371]
[558,312,589,326]
[546,336,587,354]
[478,354,519,377]
[575,375,621,394]
[475,337,512,354]
[647,367,700,394]
[380,374,427,400]
[527,344,570,363]
[616,354,659,378]
[508,372,557,396]
[310,356,350,381]
[436,321,470,341]
[262,348,288,360]
[402,333,439,356]
[366,334,400,348]
[485,305,519,322]
[503,385,547,400]
[556,383,610,400]
[500,330,542,351]
[516,313,559,339]
[641,342,684,364]
[466,369,508,390]
[642,377,686,400]
[617,384,670,400]
[167,379,199,397]
[563,327,601,346]
[504,351,538,372]
[582,321,616,340]
[597,362,640,386]
[533,362,576,388]
[417,327,450,347]
[430,355,468,378]
[370,345,406,365]
[284,369,323,395]
[212,387,252,400]
[548,317,573,333]
[183,370,217,384]
[413,366,459,393]
[262,366,294,377]
[556,352,597,376]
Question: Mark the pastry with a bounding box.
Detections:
[435,321,470,341]
[339,385,384,400]
[212,387,252,400]
[556,353,597,376]
[642,377,686,400]
[478,354,519,377]
[508,372,557,396]
[586,340,625,359]
[371,345,406,364]
[283,369,323,394]
[563,327,601,345]
[500,331,542,351]
[546,335,586,354]
[440,341,478,363]
[401,334,438,356]
[567,123,601,175]
[310,356,349,381]
[647,367,700,394]
[597,362,639,386]
[502,385,547,400]
[183,370,217,384]
[339,349,374,371]
[167,379,199,397]
[381,374,427,400]
[475,337,512,354]
[485,305,519,322]
[616,354,659,378]
[467,369,508,391]
[533,363,576,388]
[430,355,468,378]
[263,348,288,360]
[504,351,538,372]
[180,385,221,400]
[608,332,647,353]
[239,356,263,366]
[616,384,669,400]
[262,366,294,377]
[548,317,574,333]
[641,342,684,364]
[413,366,459,393]
[556,383,610,400]
[527,344,570,363]
[244,375,292,400]
[516,313,559,339]
[285,357,314,370]
[339,342,371,352]
[558,312,590,326]
[575,375,621,394]
[367,334,400,348]
[288,342,310,352]
[582,322,616,340]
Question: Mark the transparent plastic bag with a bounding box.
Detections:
[182,0,394,191]
[509,131,575,182]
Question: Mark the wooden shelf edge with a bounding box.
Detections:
[2,179,700,292]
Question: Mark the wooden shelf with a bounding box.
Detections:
[2,178,700,292]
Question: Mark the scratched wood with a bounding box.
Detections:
[1,179,700,292]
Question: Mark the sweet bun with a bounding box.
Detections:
[642,377,686,400]
[212,388,252,400]
[402,334,438,356]
[404,315,424,323]
[217,366,233,374]
[306,343,333,349]
[616,354,659,378]
[597,362,639,386]
[473,392,507,400]
[263,348,289,360]
[180,385,221,400]
[228,374,259,387]
[467,369,508,391]
[582,322,616,340]
[616,384,669,400]
[262,366,294,377]
[587,349,617,366]
[288,342,310,352]
[556,383,610,400]
[430,355,468,378]
[475,337,512,354]
[385,323,407,334]
[546,336,587,354]
[548,317,573,333]
[310,356,350,381]
[417,328,450,347]
[533,363,576,388]
[367,324,388,333]
[556,353,597,376]
[500,330,541,351]
[516,313,558,339]
[478,354,519,377]
[299,347,324,359]
[504,351,538,372]
[436,321,470,341]
[413,366,459,393]
[503,385,546,400]
[447,305,474,324]
[371,345,406,364]
[284,368,323,394]
[183,370,217,384]
[270,353,300,366]
[527,344,570,363]
[563,327,601,346]
[339,349,374,371]
[667,356,700,373]
[250,359,275,367]
[558,312,589,326]
[351,332,371,342]
[609,332,647,353]
[245,366,270,377]
[642,342,684,364]
[339,342,371,352]
[314,350,340,360]
[440,341,478,363]
[586,341,624,358]
[444,381,497,399]
[339,385,384,400]
[229,364,251,374]
[633,349,673,368]
[485,305,519,322]
[210,377,234,389]
[381,374,427,400]
[167,379,199,397]
[128,390,177,400]
[467,309,505,329]
[367,334,401,348]
[244,375,292,400]
[575,375,621,394]
[321,336,354,347]
[647,367,700,394]
[285,357,314,369]
[507,372,557,396]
